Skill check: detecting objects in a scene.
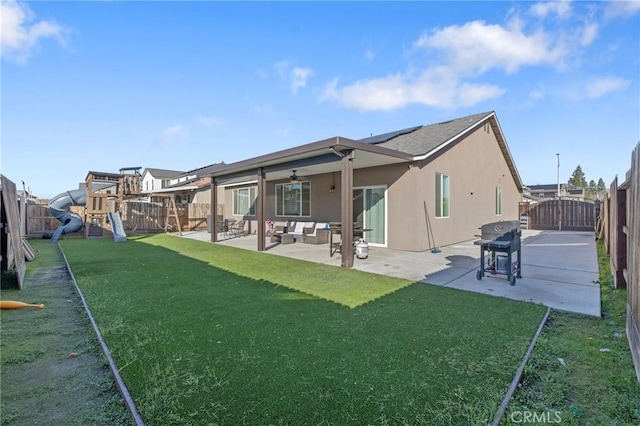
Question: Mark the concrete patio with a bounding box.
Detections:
[179,229,601,317]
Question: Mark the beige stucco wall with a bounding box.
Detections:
[393,124,521,251]
[192,187,211,204]
[219,123,521,250]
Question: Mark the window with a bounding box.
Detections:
[495,186,503,215]
[435,173,450,218]
[276,182,310,216]
[233,187,256,216]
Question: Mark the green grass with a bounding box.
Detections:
[138,234,414,308]
[0,239,132,425]
[59,234,546,425]
[503,238,640,425]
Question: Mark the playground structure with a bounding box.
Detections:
[49,167,142,242]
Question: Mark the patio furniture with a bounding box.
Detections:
[275,220,295,233]
[287,221,315,241]
[270,232,295,244]
[329,223,372,257]
[229,220,246,238]
[220,218,235,238]
[302,223,330,244]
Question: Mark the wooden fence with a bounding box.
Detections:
[27,204,61,235]
[1,175,26,288]
[599,143,640,382]
[520,199,596,231]
[27,201,221,235]
[27,204,85,236]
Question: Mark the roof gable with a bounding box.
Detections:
[365,111,493,156]
[142,168,185,179]
[357,111,522,191]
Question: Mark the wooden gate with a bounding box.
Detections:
[523,199,595,231]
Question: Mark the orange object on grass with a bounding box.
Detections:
[0,300,45,309]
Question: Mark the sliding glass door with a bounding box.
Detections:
[353,186,386,246]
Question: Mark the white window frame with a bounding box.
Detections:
[233,187,256,216]
[435,173,450,218]
[275,182,311,217]
[495,186,503,216]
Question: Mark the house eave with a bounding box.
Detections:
[208,136,414,185]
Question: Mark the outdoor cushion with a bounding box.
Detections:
[291,222,306,235]
[291,221,315,235]
[308,222,329,237]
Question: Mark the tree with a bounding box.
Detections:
[588,180,597,199]
[597,178,607,197]
[567,165,588,189]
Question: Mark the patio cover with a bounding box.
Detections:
[208,136,414,267]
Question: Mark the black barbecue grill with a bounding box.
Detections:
[475,220,522,286]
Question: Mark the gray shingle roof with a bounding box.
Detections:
[181,162,226,177]
[144,168,185,178]
[360,111,493,156]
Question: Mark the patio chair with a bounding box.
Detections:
[275,220,295,233]
[229,219,246,237]
[287,221,315,241]
[302,222,330,244]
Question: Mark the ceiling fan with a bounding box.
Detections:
[289,170,307,182]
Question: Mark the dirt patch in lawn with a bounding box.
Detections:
[0,240,133,425]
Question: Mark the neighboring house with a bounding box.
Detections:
[525,184,586,200]
[208,111,524,265]
[141,168,185,194]
[146,163,226,204]
[525,184,566,200]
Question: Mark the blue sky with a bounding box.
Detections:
[2,0,639,199]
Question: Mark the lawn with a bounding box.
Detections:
[504,238,640,425]
[59,234,546,425]
[0,239,132,425]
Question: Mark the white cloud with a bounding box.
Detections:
[274,60,314,94]
[604,0,640,20]
[321,4,622,112]
[456,82,507,107]
[323,74,410,111]
[529,1,572,19]
[583,76,631,99]
[290,67,313,94]
[364,50,376,61]
[159,124,189,147]
[580,22,598,46]
[413,20,565,75]
[274,60,291,80]
[529,88,546,102]
[322,18,565,111]
[320,67,505,111]
[1,0,67,63]
[196,115,222,128]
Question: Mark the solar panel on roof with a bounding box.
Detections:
[358,125,422,145]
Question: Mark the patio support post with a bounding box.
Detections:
[210,177,218,242]
[341,150,355,268]
[257,168,266,252]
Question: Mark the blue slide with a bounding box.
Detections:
[48,189,86,243]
